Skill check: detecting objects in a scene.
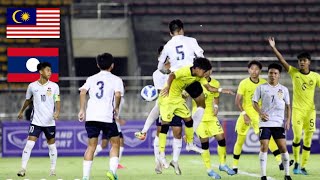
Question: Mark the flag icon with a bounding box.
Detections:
[7,48,59,82]
[6,8,60,38]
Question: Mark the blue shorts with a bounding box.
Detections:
[156,116,183,126]
[28,124,55,140]
[85,121,119,139]
[102,131,123,139]
[259,127,285,140]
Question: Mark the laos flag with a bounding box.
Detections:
[7,48,59,82]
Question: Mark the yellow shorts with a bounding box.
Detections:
[158,96,190,122]
[292,108,316,132]
[196,118,224,138]
[235,111,259,135]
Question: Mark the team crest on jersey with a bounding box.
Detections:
[47,87,52,96]
[309,80,314,86]
[277,89,283,99]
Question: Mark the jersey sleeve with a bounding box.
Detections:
[192,38,204,58]
[288,66,297,77]
[237,80,245,95]
[153,71,163,90]
[115,77,125,96]
[26,84,33,99]
[284,87,290,105]
[174,67,187,80]
[54,84,60,95]
[158,44,169,64]
[316,73,320,88]
[213,80,220,98]
[79,77,91,91]
[199,77,208,85]
[252,85,261,103]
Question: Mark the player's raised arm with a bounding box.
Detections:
[18,99,32,119]
[203,83,235,95]
[268,37,290,71]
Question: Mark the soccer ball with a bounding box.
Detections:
[140,85,158,102]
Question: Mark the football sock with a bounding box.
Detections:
[172,138,182,162]
[142,103,159,133]
[292,125,302,164]
[301,131,312,168]
[48,143,57,170]
[218,145,227,166]
[21,140,35,169]
[94,144,102,157]
[153,136,160,162]
[281,152,290,176]
[192,107,204,131]
[109,157,119,174]
[201,149,211,170]
[159,133,167,153]
[259,151,267,177]
[119,146,124,162]
[184,120,194,143]
[83,160,93,178]
[232,134,246,168]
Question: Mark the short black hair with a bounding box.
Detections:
[96,53,114,70]
[297,52,311,61]
[193,57,212,71]
[158,45,164,55]
[37,62,51,72]
[169,19,184,34]
[248,60,262,69]
[268,63,282,73]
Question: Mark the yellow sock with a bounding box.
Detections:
[158,133,167,153]
[185,126,194,143]
[201,149,211,170]
[292,125,302,164]
[218,145,226,165]
[301,131,313,168]
[232,134,246,167]
[292,143,301,163]
[269,137,281,164]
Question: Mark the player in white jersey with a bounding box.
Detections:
[78,53,124,180]
[157,19,233,138]
[252,63,292,180]
[17,62,60,177]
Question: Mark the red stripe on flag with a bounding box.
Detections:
[7,48,59,57]
[36,8,60,10]
[7,73,59,82]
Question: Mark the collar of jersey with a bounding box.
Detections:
[100,70,111,74]
[267,82,280,87]
[37,80,49,86]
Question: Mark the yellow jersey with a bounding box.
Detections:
[237,77,267,111]
[167,66,207,102]
[192,77,220,121]
[288,66,320,110]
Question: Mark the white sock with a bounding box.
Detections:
[142,103,159,133]
[172,138,182,162]
[153,136,160,162]
[21,140,35,169]
[94,144,103,157]
[48,143,57,170]
[282,152,290,176]
[259,151,267,177]
[192,107,204,131]
[109,157,119,175]
[83,160,93,178]
[119,146,124,162]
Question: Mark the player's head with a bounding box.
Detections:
[297,52,311,70]
[96,53,114,71]
[37,62,52,80]
[169,19,184,36]
[247,60,262,78]
[192,57,212,77]
[267,63,282,84]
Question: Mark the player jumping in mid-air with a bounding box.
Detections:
[79,53,124,180]
[269,37,320,175]
[17,62,60,177]
[253,63,292,180]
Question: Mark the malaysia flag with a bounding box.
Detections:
[7,48,59,82]
[6,8,60,38]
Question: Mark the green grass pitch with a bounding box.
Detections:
[1,154,319,179]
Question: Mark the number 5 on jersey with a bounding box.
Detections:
[176,45,185,60]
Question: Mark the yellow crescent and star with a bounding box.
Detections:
[12,9,30,23]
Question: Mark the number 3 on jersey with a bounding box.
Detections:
[176,45,185,60]
[96,81,104,99]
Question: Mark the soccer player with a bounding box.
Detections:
[158,57,233,168]
[78,53,123,180]
[253,63,292,180]
[269,37,320,175]
[193,70,235,179]
[17,62,60,177]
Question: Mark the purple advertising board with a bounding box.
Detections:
[2,120,320,157]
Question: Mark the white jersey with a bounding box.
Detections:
[26,80,59,127]
[252,83,290,128]
[158,35,204,71]
[80,71,124,123]
[152,69,168,90]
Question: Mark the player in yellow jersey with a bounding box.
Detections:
[269,37,320,175]
[158,57,234,168]
[232,60,293,173]
[193,72,235,179]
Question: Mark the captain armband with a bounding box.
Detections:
[54,94,60,102]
